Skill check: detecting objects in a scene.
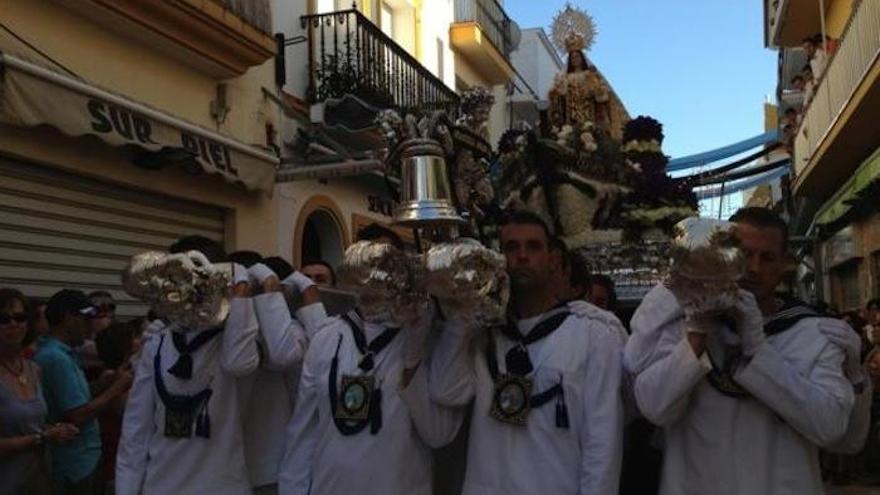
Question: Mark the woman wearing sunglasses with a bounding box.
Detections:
[0,287,79,494]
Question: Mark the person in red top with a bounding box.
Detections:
[94,320,139,488]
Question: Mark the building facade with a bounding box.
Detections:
[272,0,516,268]
[0,0,282,317]
[507,27,563,128]
[764,0,880,310]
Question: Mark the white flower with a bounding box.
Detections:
[622,139,662,153]
[580,132,597,151]
[560,125,574,137]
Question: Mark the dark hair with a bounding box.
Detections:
[728,207,789,253]
[169,235,227,263]
[499,210,553,244]
[263,256,294,280]
[301,259,337,286]
[568,254,589,299]
[815,300,839,317]
[567,49,588,73]
[585,273,618,309]
[784,108,797,115]
[88,290,114,310]
[867,298,880,311]
[24,298,46,347]
[842,311,867,332]
[0,287,27,313]
[357,223,405,251]
[228,250,264,268]
[95,322,135,369]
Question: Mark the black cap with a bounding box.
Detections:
[46,289,98,325]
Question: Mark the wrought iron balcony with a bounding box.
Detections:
[454,0,514,57]
[450,0,516,85]
[300,9,459,115]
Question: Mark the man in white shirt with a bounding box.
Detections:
[429,211,625,495]
[241,258,328,495]
[625,207,869,495]
[279,224,463,495]
[116,236,260,495]
[803,35,828,82]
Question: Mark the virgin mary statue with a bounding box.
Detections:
[548,5,624,141]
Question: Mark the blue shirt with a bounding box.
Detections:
[33,336,101,482]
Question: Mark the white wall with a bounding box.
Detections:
[418,0,456,88]
[272,0,310,99]
[509,28,563,102]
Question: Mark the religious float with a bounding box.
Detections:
[368,3,698,309]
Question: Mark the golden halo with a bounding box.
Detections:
[551,2,597,53]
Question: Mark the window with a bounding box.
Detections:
[830,260,861,311]
[380,2,393,38]
[436,38,445,80]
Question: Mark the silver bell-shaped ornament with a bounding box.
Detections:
[393,138,464,228]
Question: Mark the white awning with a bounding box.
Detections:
[0,52,278,193]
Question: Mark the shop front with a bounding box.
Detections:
[0,53,279,317]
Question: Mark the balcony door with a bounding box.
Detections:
[380,2,394,38]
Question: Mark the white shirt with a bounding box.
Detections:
[243,293,327,488]
[279,312,462,495]
[624,284,855,495]
[810,48,828,81]
[429,307,625,495]
[116,298,260,495]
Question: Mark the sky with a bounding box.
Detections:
[503,0,778,216]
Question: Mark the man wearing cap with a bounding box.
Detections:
[34,289,133,494]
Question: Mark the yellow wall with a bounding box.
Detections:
[0,0,280,254]
[764,103,779,131]
[277,178,397,265]
[0,0,277,148]
[825,0,854,38]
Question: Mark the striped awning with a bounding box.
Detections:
[0,52,279,193]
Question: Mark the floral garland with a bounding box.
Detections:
[622,139,662,154]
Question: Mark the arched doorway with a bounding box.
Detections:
[301,209,344,268]
[293,195,348,269]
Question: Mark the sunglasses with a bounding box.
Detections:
[0,313,27,325]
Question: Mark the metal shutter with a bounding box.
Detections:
[0,156,226,319]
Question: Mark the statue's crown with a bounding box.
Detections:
[564,33,586,52]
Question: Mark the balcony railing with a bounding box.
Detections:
[300,9,459,115]
[794,0,880,178]
[454,0,513,57]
